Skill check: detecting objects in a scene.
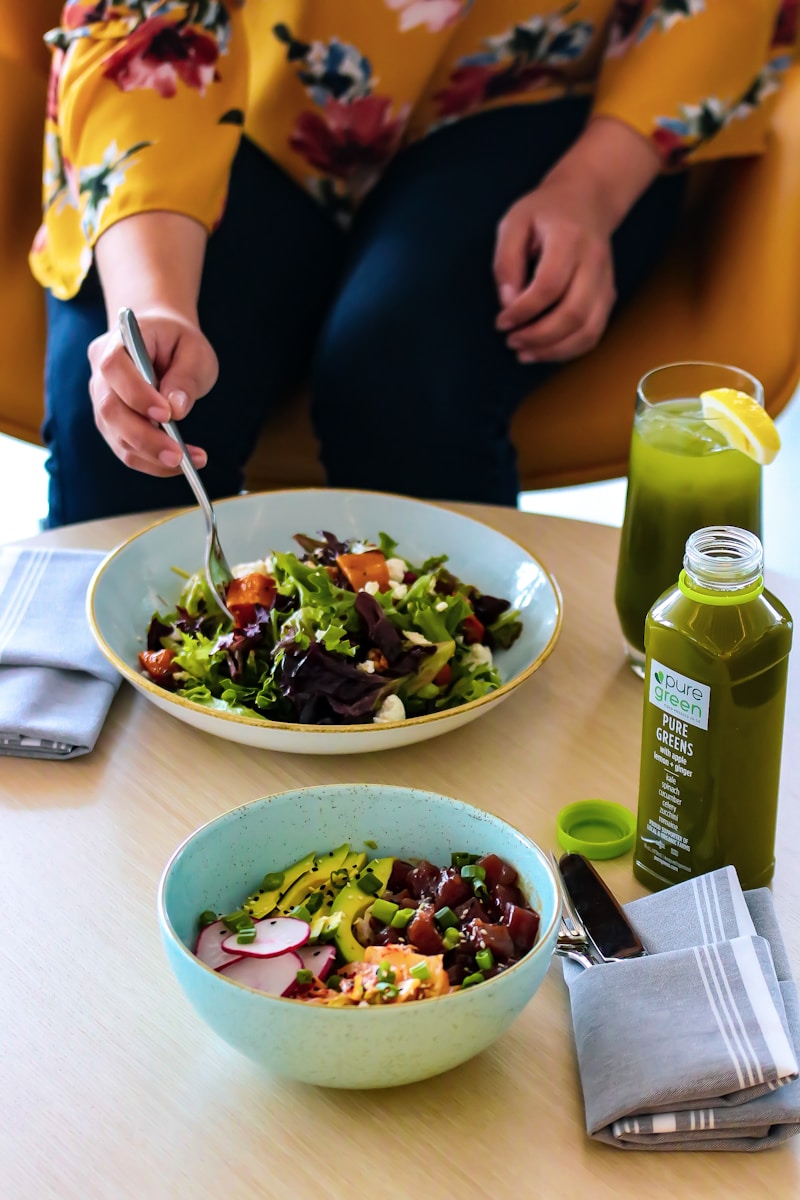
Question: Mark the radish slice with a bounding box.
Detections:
[194,920,246,972]
[219,950,303,996]
[297,944,336,980]
[221,916,310,959]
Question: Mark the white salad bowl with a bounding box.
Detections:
[157,784,562,1089]
[88,488,562,754]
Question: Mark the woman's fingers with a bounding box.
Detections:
[496,223,578,333]
[517,296,613,364]
[87,315,216,476]
[506,251,615,358]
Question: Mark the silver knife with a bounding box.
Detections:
[555,852,647,967]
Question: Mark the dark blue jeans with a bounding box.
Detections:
[44,100,685,525]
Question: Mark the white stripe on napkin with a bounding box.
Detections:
[693,944,753,1089]
[651,1113,678,1134]
[691,868,755,945]
[730,938,798,1080]
[727,867,757,937]
[0,547,21,600]
[0,549,52,660]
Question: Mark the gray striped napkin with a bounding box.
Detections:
[565,867,800,1150]
[0,547,120,759]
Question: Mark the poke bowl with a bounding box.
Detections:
[157,784,562,1089]
[87,489,562,754]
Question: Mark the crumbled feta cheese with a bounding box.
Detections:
[358,659,376,674]
[385,557,407,583]
[373,694,406,724]
[391,582,408,601]
[435,600,448,612]
[465,643,493,670]
[349,540,377,555]
[361,580,380,596]
[404,630,432,646]
[231,559,270,577]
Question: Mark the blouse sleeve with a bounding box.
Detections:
[591,0,791,168]
[31,1,249,300]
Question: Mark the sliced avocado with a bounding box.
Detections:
[277,842,350,912]
[403,639,455,696]
[330,857,394,962]
[243,849,316,919]
[306,850,368,921]
[338,849,367,879]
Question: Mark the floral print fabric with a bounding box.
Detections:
[32,0,795,299]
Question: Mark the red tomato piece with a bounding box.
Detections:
[461,614,486,644]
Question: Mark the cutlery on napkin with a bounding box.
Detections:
[0,547,121,759]
[562,866,800,1150]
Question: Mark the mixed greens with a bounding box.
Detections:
[139,531,523,726]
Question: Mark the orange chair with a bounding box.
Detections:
[2,11,799,495]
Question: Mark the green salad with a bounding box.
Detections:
[139,530,523,726]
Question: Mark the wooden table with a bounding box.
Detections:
[3,505,799,1198]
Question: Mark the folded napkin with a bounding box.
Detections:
[0,547,120,759]
[564,866,800,1151]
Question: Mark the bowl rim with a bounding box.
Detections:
[156,783,562,1012]
[87,488,563,735]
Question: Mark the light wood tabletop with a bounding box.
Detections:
[3,504,799,1199]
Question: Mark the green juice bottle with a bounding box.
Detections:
[633,526,793,892]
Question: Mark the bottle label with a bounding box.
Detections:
[647,658,710,731]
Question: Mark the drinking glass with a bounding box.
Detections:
[614,361,763,677]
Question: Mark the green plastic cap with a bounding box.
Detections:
[556,799,636,860]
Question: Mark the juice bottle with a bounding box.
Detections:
[615,397,761,672]
[633,526,793,892]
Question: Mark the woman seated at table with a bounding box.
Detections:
[32,1,792,526]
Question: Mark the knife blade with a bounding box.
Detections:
[558,852,647,962]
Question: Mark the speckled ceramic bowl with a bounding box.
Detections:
[88,489,562,754]
[157,784,561,1089]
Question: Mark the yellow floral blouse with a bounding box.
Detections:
[31,0,795,300]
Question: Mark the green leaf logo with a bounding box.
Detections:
[655,671,664,684]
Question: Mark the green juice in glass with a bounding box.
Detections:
[615,398,761,668]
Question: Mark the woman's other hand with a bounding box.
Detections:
[494,116,662,364]
[91,211,215,475]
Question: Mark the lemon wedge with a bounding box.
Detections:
[700,387,781,464]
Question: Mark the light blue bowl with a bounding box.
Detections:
[158,784,561,1089]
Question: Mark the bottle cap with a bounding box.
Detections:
[556,799,636,860]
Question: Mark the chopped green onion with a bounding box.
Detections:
[409,962,431,981]
[442,927,462,950]
[377,962,396,984]
[198,910,218,928]
[289,904,312,923]
[295,969,313,985]
[451,852,480,869]
[435,906,459,930]
[371,897,399,924]
[355,871,382,895]
[330,869,350,890]
[461,972,485,989]
[260,871,284,891]
[473,880,489,903]
[305,890,324,915]
[236,929,257,945]
[326,973,341,991]
[220,910,254,934]
[475,948,494,972]
[460,864,486,881]
[377,982,399,1001]
[364,839,378,849]
[390,907,415,929]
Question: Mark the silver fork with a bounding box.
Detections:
[118,307,235,624]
